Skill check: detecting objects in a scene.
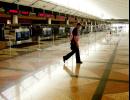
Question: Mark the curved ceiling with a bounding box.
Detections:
[89,0,129,19]
[0,0,129,19]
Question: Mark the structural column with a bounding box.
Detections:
[85,21,87,30]
[12,15,18,24]
[85,21,87,26]
[66,19,69,25]
[95,21,97,32]
[7,20,11,24]
[48,18,51,25]
[91,21,93,32]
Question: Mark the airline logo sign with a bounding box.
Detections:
[8,9,18,14]
[38,13,54,18]
[56,15,65,20]
[8,9,29,15]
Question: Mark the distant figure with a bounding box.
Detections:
[32,25,42,42]
[63,23,82,64]
[110,31,112,35]
[105,31,112,43]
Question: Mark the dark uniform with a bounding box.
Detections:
[63,27,82,63]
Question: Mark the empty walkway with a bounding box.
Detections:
[0,32,129,100]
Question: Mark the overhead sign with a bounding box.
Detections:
[7,9,30,15]
[19,11,29,15]
[56,15,65,20]
[38,13,54,18]
[8,9,18,14]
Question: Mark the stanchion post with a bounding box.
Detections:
[37,36,42,51]
[52,32,55,45]
[9,36,12,57]
[88,32,90,56]
[38,36,40,49]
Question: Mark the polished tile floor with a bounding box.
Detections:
[0,32,129,100]
[0,37,68,61]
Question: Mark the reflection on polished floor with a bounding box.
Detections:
[0,32,129,100]
[0,37,67,61]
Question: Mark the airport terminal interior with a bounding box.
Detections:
[0,0,129,100]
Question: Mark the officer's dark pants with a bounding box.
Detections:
[64,43,81,62]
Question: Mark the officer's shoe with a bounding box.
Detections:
[76,61,83,64]
[63,56,66,63]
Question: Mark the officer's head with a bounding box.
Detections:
[76,23,81,29]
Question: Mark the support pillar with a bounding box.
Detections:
[48,18,51,25]
[66,19,69,25]
[12,15,18,24]
[7,20,11,24]
[95,21,97,32]
[91,22,93,32]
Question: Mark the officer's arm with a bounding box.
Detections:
[74,36,79,47]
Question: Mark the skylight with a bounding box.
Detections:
[43,0,111,19]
